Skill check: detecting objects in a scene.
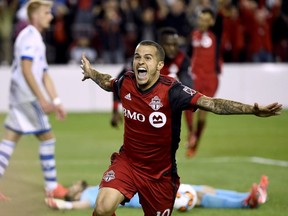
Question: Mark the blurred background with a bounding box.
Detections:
[0,1,287,215]
[0,0,287,65]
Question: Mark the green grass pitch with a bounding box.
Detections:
[0,110,287,216]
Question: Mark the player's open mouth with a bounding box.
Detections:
[137,68,147,79]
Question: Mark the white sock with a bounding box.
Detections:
[39,139,57,190]
[0,140,16,177]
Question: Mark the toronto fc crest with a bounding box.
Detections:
[103,170,115,182]
[149,96,163,111]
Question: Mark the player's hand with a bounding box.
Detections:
[39,99,55,114]
[253,102,282,117]
[111,112,122,128]
[54,104,67,121]
[81,53,92,81]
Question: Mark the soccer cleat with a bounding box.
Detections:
[185,132,198,158]
[46,183,68,199]
[244,183,260,208]
[258,175,269,204]
[45,198,68,210]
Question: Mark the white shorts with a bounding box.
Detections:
[4,101,51,135]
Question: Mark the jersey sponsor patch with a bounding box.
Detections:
[123,108,145,122]
[149,96,163,111]
[103,170,116,182]
[149,112,167,128]
[183,86,197,96]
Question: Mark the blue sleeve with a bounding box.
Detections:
[80,186,99,208]
[123,193,141,208]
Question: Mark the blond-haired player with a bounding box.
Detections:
[0,0,67,200]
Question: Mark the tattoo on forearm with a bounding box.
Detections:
[214,99,253,114]
[198,97,254,114]
[91,69,112,91]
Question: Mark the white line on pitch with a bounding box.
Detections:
[10,157,288,167]
[179,156,288,167]
[249,157,288,167]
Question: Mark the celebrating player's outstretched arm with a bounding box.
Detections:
[81,53,113,92]
[79,40,283,216]
[196,96,282,117]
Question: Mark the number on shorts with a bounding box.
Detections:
[156,209,171,216]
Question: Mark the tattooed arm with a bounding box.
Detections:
[196,96,282,117]
[80,53,113,91]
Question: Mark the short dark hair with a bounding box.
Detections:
[137,40,165,61]
[201,7,215,19]
[64,180,88,201]
[158,27,178,39]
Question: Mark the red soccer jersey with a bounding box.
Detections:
[191,30,218,80]
[161,51,193,88]
[112,72,202,179]
[162,51,185,77]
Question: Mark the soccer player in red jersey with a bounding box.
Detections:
[111,27,194,147]
[80,40,281,216]
[159,27,195,146]
[159,27,192,87]
[186,8,223,157]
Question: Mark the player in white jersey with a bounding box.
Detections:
[0,0,67,200]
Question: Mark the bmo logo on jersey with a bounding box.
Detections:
[122,107,167,128]
[123,108,145,122]
[149,112,167,128]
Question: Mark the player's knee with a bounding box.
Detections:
[94,204,114,216]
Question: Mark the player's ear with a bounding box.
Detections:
[157,61,164,71]
[210,18,215,26]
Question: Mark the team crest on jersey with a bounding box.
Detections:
[124,93,132,100]
[149,96,163,111]
[201,33,212,48]
[192,33,212,48]
[103,170,115,182]
[149,112,167,128]
[183,86,197,96]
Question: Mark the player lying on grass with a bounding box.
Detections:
[45,175,268,211]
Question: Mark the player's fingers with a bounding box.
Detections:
[272,104,282,115]
[266,102,279,109]
[272,103,282,111]
[56,112,65,121]
[81,52,86,60]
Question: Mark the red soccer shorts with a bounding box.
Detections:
[99,152,180,216]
